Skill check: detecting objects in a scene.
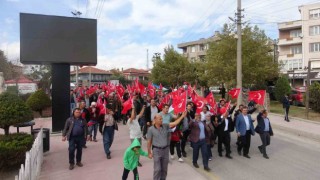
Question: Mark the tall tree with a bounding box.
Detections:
[151,46,196,87]
[205,24,279,88]
[0,50,16,80]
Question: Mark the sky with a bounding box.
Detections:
[0,0,319,70]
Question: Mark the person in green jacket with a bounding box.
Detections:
[122,138,149,180]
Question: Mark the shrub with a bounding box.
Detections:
[0,92,33,135]
[6,86,18,95]
[26,89,51,117]
[274,76,291,102]
[0,133,34,170]
[19,93,33,102]
[309,82,320,113]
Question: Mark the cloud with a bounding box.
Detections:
[96,41,171,70]
[6,0,20,2]
[0,41,20,62]
[4,18,14,25]
[162,29,184,39]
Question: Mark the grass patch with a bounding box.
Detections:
[270,101,320,122]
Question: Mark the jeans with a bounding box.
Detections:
[284,107,290,120]
[207,144,212,158]
[68,135,84,164]
[88,122,98,140]
[70,103,76,115]
[103,126,115,155]
[170,141,182,158]
[192,139,208,168]
[122,167,139,180]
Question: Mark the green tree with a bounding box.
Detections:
[26,89,51,117]
[205,24,279,88]
[0,50,17,80]
[151,46,196,87]
[274,76,291,102]
[27,65,52,91]
[0,92,33,135]
[309,82,320,112]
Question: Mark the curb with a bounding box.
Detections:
[268,113,320,142]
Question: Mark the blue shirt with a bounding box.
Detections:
[198,122,205,140]
[264,118,270,132]
[72,119,84,137]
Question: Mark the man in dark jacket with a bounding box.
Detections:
[62,108,90,170]
[255,110,274,159]
[282,94,290,122]
[216,111,234,159]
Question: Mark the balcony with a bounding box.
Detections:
[279,54,303,60]
[278,37,302,46]
[278,20,302,30]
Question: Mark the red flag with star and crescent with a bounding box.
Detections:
[193,97,206,114]
[228,88,241,99]
[172,91,187,114]
[248,90,266,105]
[205,92,217,114]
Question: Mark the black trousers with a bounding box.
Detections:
[122,167,139,180]
[218,131,231,155]
[259,132,271,155]
[68,136,84,164]
[181,130,190,153]
[143,123,151,137]
[237,130,252,155]
[170,141,182,158]
[284,107,290,120]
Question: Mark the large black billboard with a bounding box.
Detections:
[20,13,97,65]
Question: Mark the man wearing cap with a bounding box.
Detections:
[147,111,187,180]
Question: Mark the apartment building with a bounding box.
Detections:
[278,2,320,87]
[177,31,220,62]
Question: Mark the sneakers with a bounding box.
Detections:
[178,158,184,162]
[263,154,269,159]
[76,162,83,167]
[69,164,74,170]
[170,155,175,160]
[209,158,212,161]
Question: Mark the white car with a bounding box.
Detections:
[209,86,220,94]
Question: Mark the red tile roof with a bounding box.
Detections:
[122,68,149,74]
[5,75,35,84]
[70,66,112,75]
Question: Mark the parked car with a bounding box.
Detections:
[296,86,306,93]
[209,86,220,94]
[290,89,304,106]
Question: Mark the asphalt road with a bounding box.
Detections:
[184,128,320,180]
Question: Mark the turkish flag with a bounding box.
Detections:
[148,82,156,99]
[116,85,125,98]
[193,97,206,114]
[219,101,230,115]
[121,97,133,114]
[228,88,241,99]
[135,79,145,95]
[172,92,187,114]
[205,92,216,112]
[248,90,266,105]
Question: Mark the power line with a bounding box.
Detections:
[97,0,106,19]
[85,0,89,17]
[94,0,101,18]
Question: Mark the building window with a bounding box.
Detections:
[281,59,303,71]
[199,44,205,51]
[290,30,302,38]
[310,42,320,52]
[290,45,302,54]
[310,8,320,19]
[310,25,320,36]
[191,46,196,52]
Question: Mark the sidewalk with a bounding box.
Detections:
[260,113,320,142]
[38,121,208,180]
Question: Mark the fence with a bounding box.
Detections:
[15,128,44,180]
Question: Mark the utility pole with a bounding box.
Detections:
[147,49,149,69]
[72,10,82,86]
[273,39,278,63]
[306,61,311,119]
[236,0,243,106]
